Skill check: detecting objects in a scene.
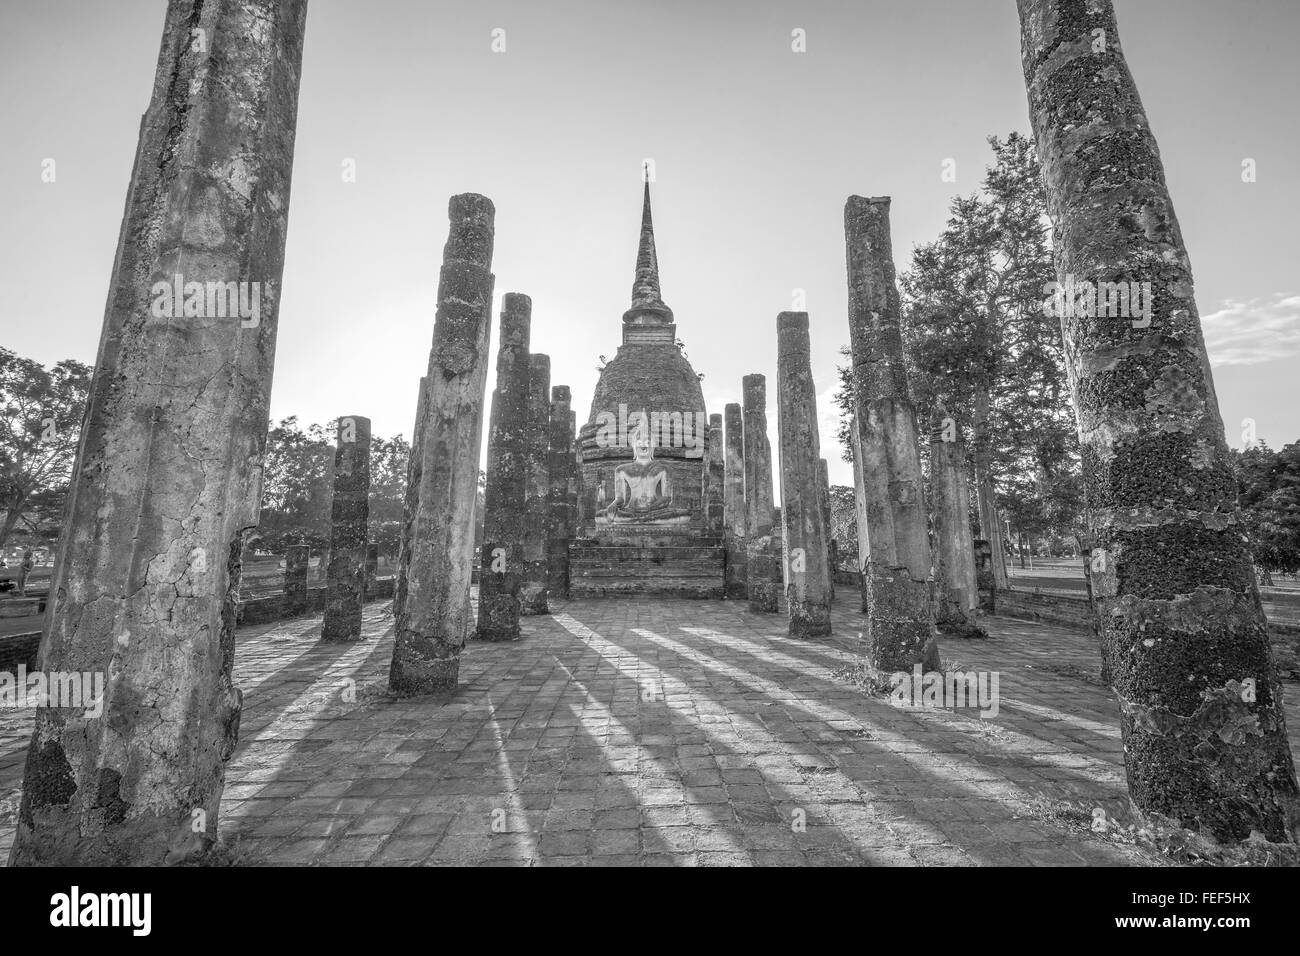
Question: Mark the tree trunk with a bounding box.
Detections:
[0,500,26,553]
[1019,0,1299,842]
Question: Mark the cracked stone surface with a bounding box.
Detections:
[8,593,1294,866]
[5,0,308,866]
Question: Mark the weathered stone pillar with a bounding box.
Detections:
[284,543,310,617]
[849,417,870,612]
[972,539,996,613]
[743,375,778,613]
[776,313,831,637]
[364,543,379,597]
[547,385,575,600]
[1018,0,1298,841]
[389,194,495,695]
[322,415,372,642]
[703,413,725,535]
[7,0,307,867]
[930,414,982,637]
[723,403,748,599]
[475,295,531,642]
[817,457,835,601]
[519,354,551,614]
[567,408,579,540]
[393,376,428,624]
[845,196,939,674]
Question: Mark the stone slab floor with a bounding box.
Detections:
[2,593,1298,866]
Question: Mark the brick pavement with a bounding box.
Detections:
[2,592,1297,866]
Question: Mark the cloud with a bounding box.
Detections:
[1201,293,1300,366]
[817,384,846,453]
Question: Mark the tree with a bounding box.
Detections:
[1233,441,1300,582]
[900,133,1066,587]
[253,416,333,554]
[832,134,1081,574]
[369,432,412,557]
[0,348,92,551]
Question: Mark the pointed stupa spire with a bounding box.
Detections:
[623,171,674,324]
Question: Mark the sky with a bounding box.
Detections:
[2,0,1298,494]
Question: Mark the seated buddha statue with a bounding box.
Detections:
[602,415,691,524]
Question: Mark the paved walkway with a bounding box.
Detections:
[2,593,1297,865]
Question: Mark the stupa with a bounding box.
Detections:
[570,179,725,597]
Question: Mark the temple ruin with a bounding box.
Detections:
[5,0,1296,874]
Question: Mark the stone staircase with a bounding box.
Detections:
[569,530,725,599]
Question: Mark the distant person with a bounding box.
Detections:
[18,550,34,596]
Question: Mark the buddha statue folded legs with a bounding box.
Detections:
[599,414,691,525]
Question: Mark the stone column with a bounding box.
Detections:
[7,0,307,867]
[547,385,575,600]
[743,375,778,613]
[1019,0,1298,841]
[817,457,835,601]
[972,539,995,613]
[519,354,551,614]
[284,543,310,617]
[776,313,832,637]
[723,403,747,599]
[848,416,870,612]
[845,196,939,674]
[475,295,531,642]
[393,376,428,624]
[322,415,372,643]
[567,408,579,540]
[703,413,725,535]
[389,194,495,695]
[929,414,981,637]
[364,543,379,597]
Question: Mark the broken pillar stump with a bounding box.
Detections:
[929,414,983,639]
[322,415,372,642]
